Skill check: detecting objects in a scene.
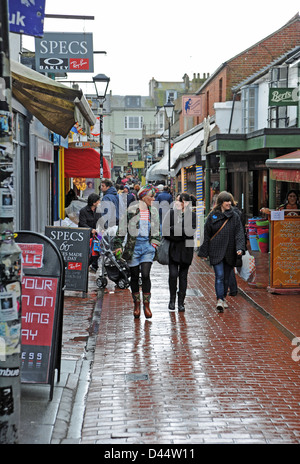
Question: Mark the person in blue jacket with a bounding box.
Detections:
[99,179,119,229]
[155,185,173,230]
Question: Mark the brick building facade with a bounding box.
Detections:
[191,13,300,127]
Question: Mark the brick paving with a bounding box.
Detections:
[79,256,300,444]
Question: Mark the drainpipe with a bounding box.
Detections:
[219,152,227,191]
[228,92,237,134]
[268,148,276,211]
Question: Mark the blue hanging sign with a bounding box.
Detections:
[8,0,46,37]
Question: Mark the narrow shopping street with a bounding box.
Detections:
[19,254,300,445]
[78,257,300,444]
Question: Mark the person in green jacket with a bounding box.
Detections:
[114,185,161,319]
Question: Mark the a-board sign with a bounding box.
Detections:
[270,213,300,291]
[45,226,90,293]
[16,231,64,400]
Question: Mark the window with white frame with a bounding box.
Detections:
[166,90,177,103]
[268,66,289,128]
[242,85,258,133]
[125,138,139,152]
[124,116,143,130]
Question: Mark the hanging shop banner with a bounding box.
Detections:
[16,231,64,400]
[182,95,202,116]
[268,88,298,106]
[35,32,94,73]
[270,214,300,292]
[8,0,46,37]
[45,226,90,293]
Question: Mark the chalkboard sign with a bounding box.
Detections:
[16,231,64,400]
[270,214,300,292]
[45,226,90,293]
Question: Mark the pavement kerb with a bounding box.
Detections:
[237,286,297,342]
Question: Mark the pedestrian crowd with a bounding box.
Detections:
[74,176,248,317]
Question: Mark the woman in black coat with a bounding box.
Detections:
[162,192,196,312]
[198,191,245,313]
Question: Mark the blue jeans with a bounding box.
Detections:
[213,260,233,300]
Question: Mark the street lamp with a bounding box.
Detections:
[93,73,110,190]
[164,98,174,187]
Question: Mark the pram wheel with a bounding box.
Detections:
[117,278,129,289]
[96,276,108,289]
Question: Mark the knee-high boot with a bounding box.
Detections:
[142,293,152,319]
[132,292,141,319]
[177,291,186,312]
[168,277,177,310]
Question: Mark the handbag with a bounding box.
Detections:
[156,237,170,265]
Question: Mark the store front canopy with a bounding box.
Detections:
[266,150,300,183]
[11,60,96,138]
[150,125,212,178]
[64,148,111,179]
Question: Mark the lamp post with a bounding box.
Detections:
[93,73,110,191]
[164,98,174,187]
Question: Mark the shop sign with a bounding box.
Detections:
[16,231,64,400]
[37,137,54,163]
[268,88,298,106]
[114,153,128,166]
[9,0,46,37]
[35,32,94,73]
[182,95,202,116]
[270,215,300,290]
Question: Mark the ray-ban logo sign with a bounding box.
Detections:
[35,32,94,73]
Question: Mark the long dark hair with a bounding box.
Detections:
[213,191,232,211]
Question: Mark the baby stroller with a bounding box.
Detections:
[96,226,131,290]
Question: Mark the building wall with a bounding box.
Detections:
[197,14,300,124]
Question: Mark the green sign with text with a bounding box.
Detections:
[269,88,298,106]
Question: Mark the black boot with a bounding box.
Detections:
[168,293,176,311]
[177,292,185,312]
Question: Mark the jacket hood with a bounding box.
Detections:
[105,186,118,196]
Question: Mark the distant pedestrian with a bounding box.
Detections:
[162,192,196,312]
[78,193,101,272]
[198,191,245,313]
[99,178,119,229]
[114,184,161,319]
[155,185,173,231]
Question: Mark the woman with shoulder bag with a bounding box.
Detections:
[198,191,245,313]
[162,192,196,312]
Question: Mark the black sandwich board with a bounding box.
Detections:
[45,226,90,294]
[16,231,64,400]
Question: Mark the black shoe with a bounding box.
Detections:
[177,292,185,312]
[229,291,237,296]
[168,298,176,311]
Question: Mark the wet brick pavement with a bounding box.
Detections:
[80,256,300,444]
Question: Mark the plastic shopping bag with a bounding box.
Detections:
[237,251,256,281]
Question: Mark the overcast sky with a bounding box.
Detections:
[23,0,300,96]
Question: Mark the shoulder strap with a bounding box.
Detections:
[210,218,229,241]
